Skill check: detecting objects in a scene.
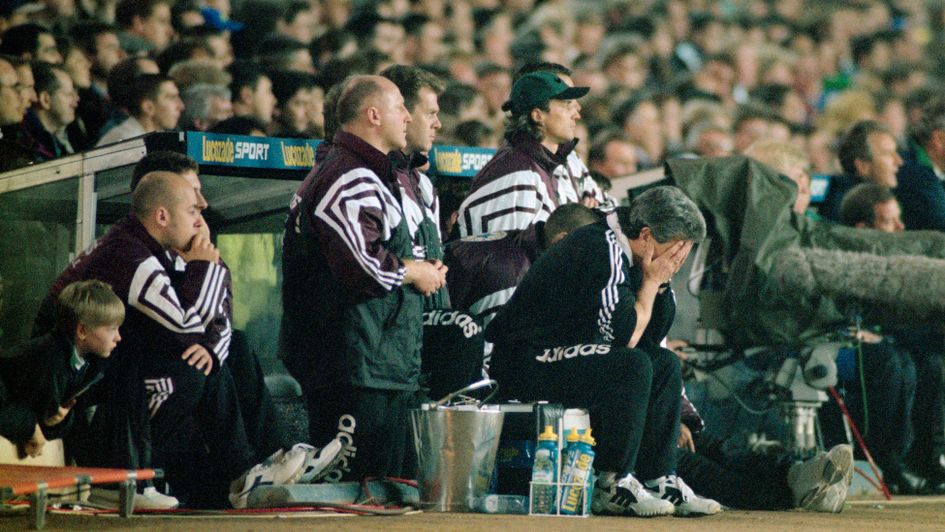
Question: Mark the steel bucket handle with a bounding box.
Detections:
[434,378,499,408]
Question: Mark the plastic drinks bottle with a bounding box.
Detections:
[531,425,558,514]
[559,428,596,515]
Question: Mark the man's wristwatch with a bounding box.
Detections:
[659,281,672,289]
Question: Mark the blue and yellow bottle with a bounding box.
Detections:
[559,428,596,515]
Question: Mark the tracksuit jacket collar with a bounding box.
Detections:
[508,132,574,174]
[332,130,394,180]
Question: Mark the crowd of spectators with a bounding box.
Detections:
[0,0,940,180]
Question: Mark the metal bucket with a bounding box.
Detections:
[410,379,505,512]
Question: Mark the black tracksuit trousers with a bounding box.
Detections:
[676,432,795,510]
[493,344,681,479]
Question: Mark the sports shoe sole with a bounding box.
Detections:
[800,445,853,510]
[303,440,350,484]
[592,497,675,517]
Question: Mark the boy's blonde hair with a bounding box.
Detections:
[55,280,125,336]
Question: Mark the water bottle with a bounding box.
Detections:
[530,425,558,514]
[559,428,596,515]
[471,494,529,514]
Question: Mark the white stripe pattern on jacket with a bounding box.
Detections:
[128,256,225,334]
[597,229,626,343]
[314,167,406,291]
[458,169,554,237]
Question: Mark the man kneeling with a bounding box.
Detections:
[487,186,720,517]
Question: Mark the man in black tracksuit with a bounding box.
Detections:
[487,186,719,517]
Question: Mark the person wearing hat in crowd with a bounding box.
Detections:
[457,70,588,239]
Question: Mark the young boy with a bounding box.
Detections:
[0,280,123,459]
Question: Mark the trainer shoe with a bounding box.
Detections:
[591,472,675,517]
[787,444,853,511]
[228,446,308,509]
[644,475,722,516]
[88,486,179,510]
[293,439,348,483]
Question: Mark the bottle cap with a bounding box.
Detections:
[580,428,596,446]
[565,428,581,443]
[538,425,557,441]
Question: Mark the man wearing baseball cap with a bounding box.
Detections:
[457,70,588,239]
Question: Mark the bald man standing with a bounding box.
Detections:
[282,75,446,481]
[35,172,307,509]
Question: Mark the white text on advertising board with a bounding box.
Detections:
[202,136,272,163]
[461,152,492,172]
[281,142,315,167]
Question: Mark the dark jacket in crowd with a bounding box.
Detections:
[895,141,945,232]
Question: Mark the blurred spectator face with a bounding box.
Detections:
[572,68,607,95]
[15,63,37,113]
[245,75,276,125]
[605,52,647,90]
[46,0,76,16]
[306,85,324,133]
[624,101,662,158]
[734,43,759,89]
[0,60,23,124]
[807,129,835,174]
[372,21,405,62]
[575,18,604,57]
[286,49,316,74]
[539,98,580,147]
[93,31,126,77]
[279,87,312,134]
[405,86,440,153]
[870,199,905,233]
[38,68,79,130]
[761,60,793,86]
[64,46,92,90]
[703,59,735,99]
[279,7,317,44]
[205,34,233,68]
[133,2,174,52]
[481,13,513,66]
[207,94,233,128]
[857,131,903,187]
[780,91,807,124]
[697,128,734,157]
[447,56,477,86]
[478,70,511,115]
[151,80,183,129]
[734,117,768,153]
[879,100,908,142]
[594,139,638,179]
[768,121,791,142]
[416,21,445,64]
[36,31,64,63]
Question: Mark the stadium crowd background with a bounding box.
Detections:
[0,0,939,179]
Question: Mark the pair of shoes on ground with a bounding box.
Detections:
[88,485,180,510]
[902,453,945,494]
[788,444,853,513]
[592,472,721,517]
[228,438,348,509]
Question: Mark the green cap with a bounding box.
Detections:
[507,71,589,118]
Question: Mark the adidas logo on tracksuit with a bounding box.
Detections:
[534,344,611,363]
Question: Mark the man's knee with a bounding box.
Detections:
[609,346,653,385]
[653,347,682,378]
